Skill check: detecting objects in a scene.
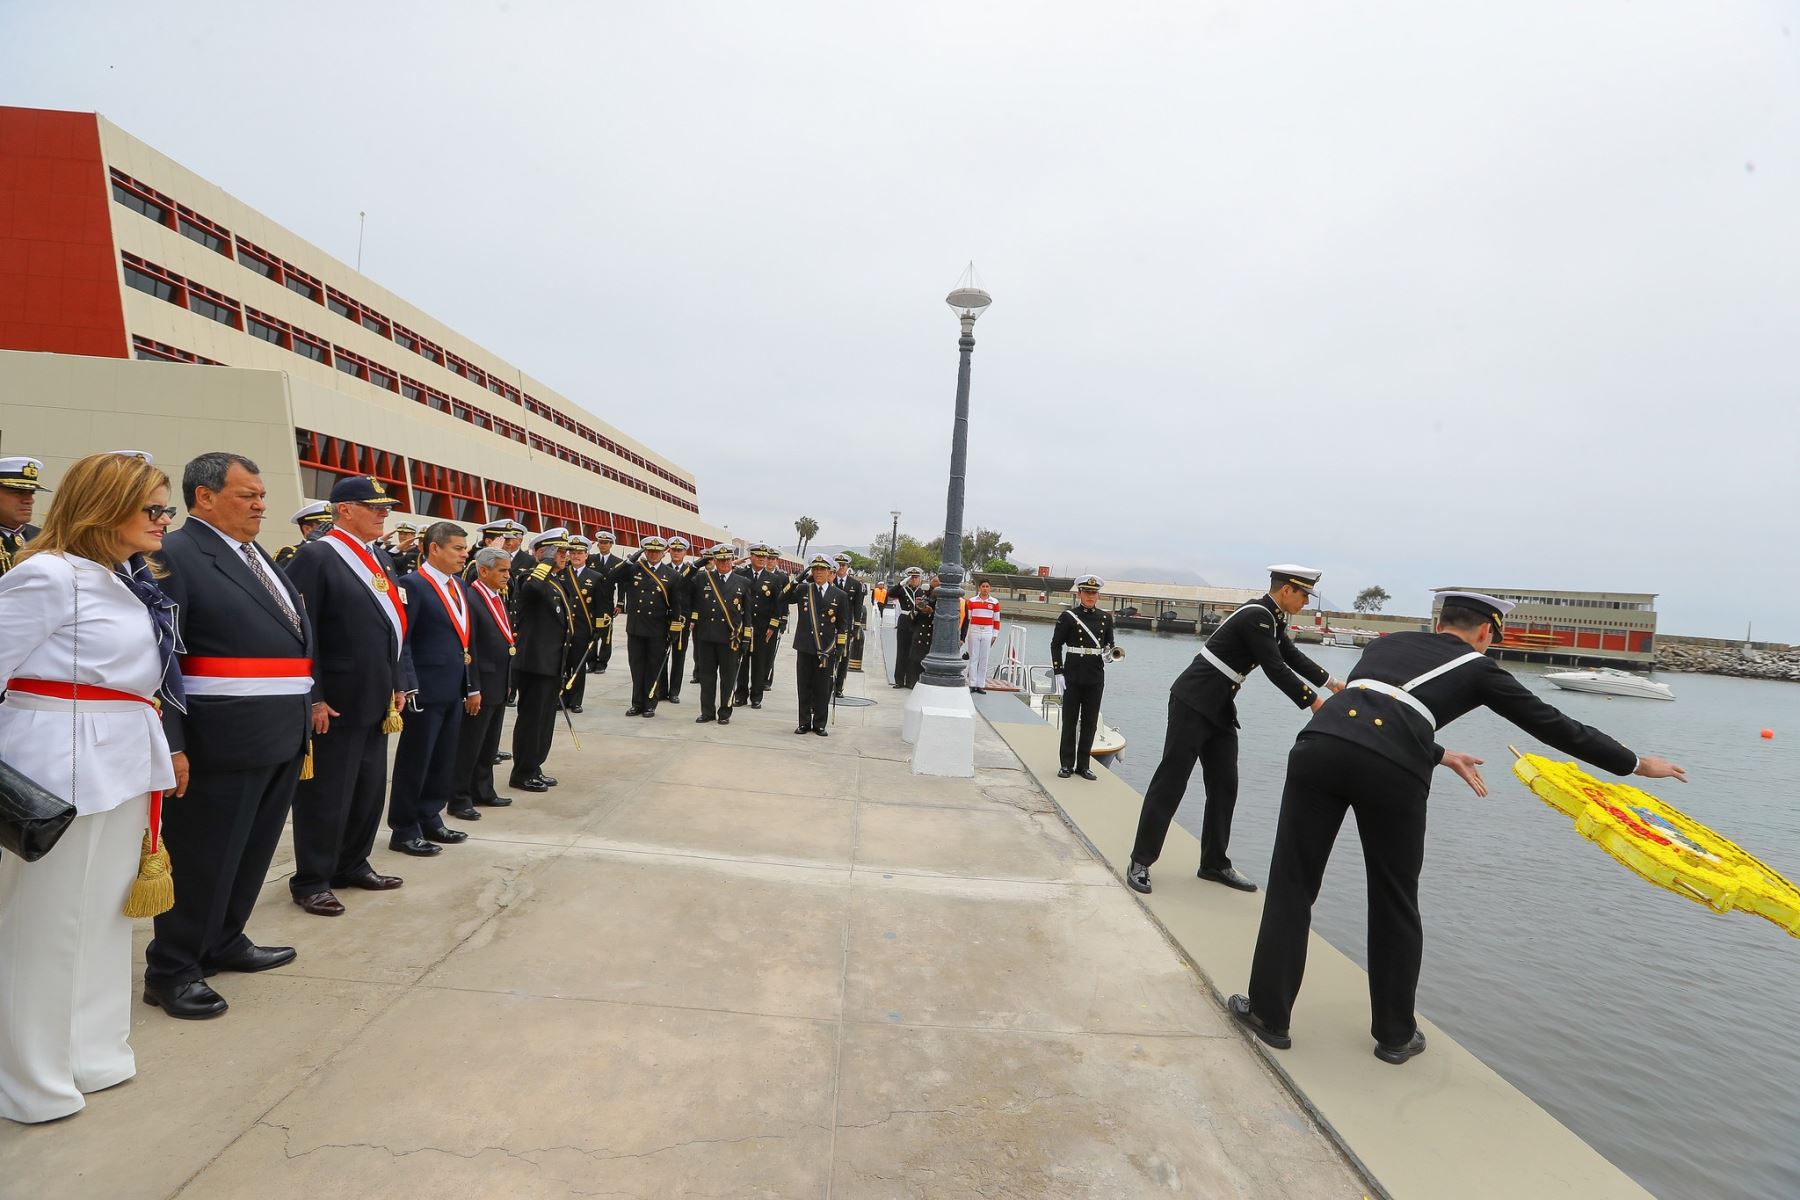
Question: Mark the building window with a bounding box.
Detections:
[178,216,229,255]
[238,250,273,278]
[327,294,353,319]
[188,293,239,328]
[393,329,415,351]
[123,264,180,303]
[293,335,329,363]
[247,316,286,347]
[400,381,421,403]
[369,367,394,390]
[112,183,168,225]
[361,312,390,337]
[285,274,321,303]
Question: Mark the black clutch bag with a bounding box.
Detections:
[0,756,77,862]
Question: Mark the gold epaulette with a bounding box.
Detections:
[531,563,551,581]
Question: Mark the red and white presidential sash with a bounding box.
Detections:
[419,568,471,662]
[473,581,515,653]
[179,656,314,697]
[323,530,408,650]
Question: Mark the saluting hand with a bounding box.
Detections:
[1634,756,1688,783]
[170,751,189,798]
[1440,751,1488,797]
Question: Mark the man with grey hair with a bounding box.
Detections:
[452,545,516,816]
[387,522,478,854]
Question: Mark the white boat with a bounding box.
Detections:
[1024,666,1127,758]
[1544,667,1674,701]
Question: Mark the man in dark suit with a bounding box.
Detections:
[283,475,419,916]
[452,545,516,817]
[509,528,573,792]
[143,452,312,1019]
[784,555,850,735]
[387,521,480,856]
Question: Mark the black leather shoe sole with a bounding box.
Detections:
[389,838,443,857]
[473,797,513,807]
[1375,1031,1427,1065]
[1227,994,1292,1050]
[447,807,482,821]
[509,777,549,793]
[422,827,469,844]
[144,984,229,1020]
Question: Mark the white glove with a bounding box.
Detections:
[1053,673,1066,697]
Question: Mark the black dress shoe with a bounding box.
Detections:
[642,708,656,718]
[1375,1030,1428,1065]
[696,713,715,723]
[795,726,812,735]
[568,704,583,714]
[1078,768,1098,780]
[422,824,468,844]
[536,774,558,787]
[813,728,829,737]
[1056,767,1073,778]
[834,689,844,698]
[717,714,731,726]
[494,751,512,762]
[206,945,296,975]
[294,891,346,916]
[143,979,228,1020]
[666,695,681,704]
[1198,866,1259,892]
[334,872,403,890]
[1227,994,1292,1050]
[473,795,513,808]
[510,775,549,793]
[1126,862,1151,894]
[750,700,761,710]
[389,835,443,857]
[447,803,482,821]
[625,707,643,717]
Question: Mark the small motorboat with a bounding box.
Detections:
[1024,666,1127,758]
[1544,667,1674,701]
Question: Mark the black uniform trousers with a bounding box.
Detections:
[588,624,614,672]
[906,627,932,687]
[454,695,507,805]
[1130,695,1241,871]
[387,700,463,840]
[290,717,390,898]
[693,641,742,719]
[1248,737,1428,1047]
[627,631,668,710]
[795,652,834,730]
[511,671,559,777]
[892,615,914,685]
[737,632,778,705]
[663,634,687,701]
[147,757,300,986]
[1059,677,1105,772]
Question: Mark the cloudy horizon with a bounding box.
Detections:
[6,1,1795,639]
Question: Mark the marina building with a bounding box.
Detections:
[1433,587,1658,667]
[0,105,727,550]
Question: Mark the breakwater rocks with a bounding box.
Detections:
[1655,641,1800,683]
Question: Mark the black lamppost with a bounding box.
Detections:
[887,509,901,582]
[918,278,992,689]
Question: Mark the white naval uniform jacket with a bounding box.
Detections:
[0,553,175,816]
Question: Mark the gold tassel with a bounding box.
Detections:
[382,700,404,734]
[299,739,314,780]
[123,791,175,919]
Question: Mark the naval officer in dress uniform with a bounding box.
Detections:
[608,535,681,717]
[891,567,927,688]
[689,544,753,724]
[733,544,788,709]
[831,553,867,695]
[587,530,623,673]
[660,537,697,704]
[386,522,421,576]
[785,554,849,735]
[1229,590,1688,1066]
[509,529,573,793]
[1128,566,1344,895]
[0,456,47,580]
[1050,575,1116,779]
[274,501,331,568]
[559,535,602,713]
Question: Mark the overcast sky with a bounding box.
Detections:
[7,1,1797,637]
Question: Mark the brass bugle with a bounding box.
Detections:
[1109,645,1126,662]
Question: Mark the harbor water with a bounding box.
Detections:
[996,623,1800,1200]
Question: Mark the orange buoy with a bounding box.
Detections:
[1761,729,1775,740]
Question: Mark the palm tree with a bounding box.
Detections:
[794,516,819,559]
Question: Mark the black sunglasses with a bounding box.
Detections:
[142,505,179,521]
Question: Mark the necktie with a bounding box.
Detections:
[241,543,302,635]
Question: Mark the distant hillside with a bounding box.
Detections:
[1114,566,1212,586]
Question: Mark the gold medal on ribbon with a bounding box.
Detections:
[373,573,390,592]
[508,646,516,656]
[464,651,473,664]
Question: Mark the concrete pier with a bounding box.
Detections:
[0,636,1366,1198]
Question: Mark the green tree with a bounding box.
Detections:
[794,515,819,558]
[983,557,1022,574]
[1354,585,1390,613]
[843,550,877,571]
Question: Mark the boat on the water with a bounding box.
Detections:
[1023,666,1126,758]
[1544,667,1674,701]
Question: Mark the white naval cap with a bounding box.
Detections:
[106,449,153,462]
[668,536,689,550]
[1073,574,1105,592]
[291,500,331,526]
[591,529,616,543]
[566,534,591,551]
[0,457,49,492]
[530,526,570,551]
[1267,564,1323,594]
[1433,589,1515,635]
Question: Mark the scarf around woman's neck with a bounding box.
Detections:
[113,554,187,714]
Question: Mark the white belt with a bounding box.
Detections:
[3,692,150,715]
[1199,645,1247,684]
[1348,679,1437,728]
[1064,647,1105,656]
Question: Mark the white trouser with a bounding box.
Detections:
[966,628,998,686]
[0,794,148,1123]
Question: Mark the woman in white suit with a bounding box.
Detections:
[0,452,188,1123]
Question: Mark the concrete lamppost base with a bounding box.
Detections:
[903,682,975,777]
